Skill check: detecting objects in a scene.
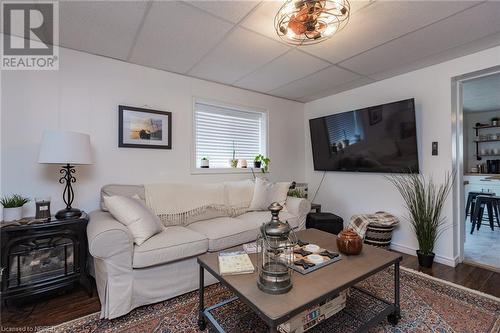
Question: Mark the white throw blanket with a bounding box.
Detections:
[145,183,227,226]
[144,181,254,226]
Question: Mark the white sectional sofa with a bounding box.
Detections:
[87,182,310,319]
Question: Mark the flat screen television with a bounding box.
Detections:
[309,98,419,173]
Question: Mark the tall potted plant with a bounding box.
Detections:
[1,194,30,222]
[387,173,453,268]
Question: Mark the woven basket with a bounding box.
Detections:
[364,223,396,249]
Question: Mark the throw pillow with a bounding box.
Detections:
[249,178,291,211]
[103,195,163,245]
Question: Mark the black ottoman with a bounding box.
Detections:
[306,212,344,235]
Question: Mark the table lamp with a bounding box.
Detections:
[38,130,92,219]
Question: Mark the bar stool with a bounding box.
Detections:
[470,195,500,234]
[465,191,495,219]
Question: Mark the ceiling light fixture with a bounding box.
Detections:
[275,0,350,46]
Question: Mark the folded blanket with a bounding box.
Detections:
[145,183,227,226]
[348,211,399,238]
[144,180,255,227]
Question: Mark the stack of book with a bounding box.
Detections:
[278,291,347,333]
[242,242,261,254]
[218,251,255,276]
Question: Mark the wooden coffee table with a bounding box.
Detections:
[197,229,402,332]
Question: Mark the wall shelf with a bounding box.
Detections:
[473,124,500,129]
[474,124,500,161]
[474,139,500,143]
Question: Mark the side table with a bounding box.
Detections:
[0,214,92,303]
[306,212,344,235]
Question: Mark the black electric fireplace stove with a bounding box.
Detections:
[0,214,91,304]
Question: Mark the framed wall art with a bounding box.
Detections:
[368,107,383,126]
[118,105,172,149]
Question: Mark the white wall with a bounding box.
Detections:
[1,47,305,217]
[305,46,500,266]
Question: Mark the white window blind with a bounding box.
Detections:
[194,102,266,168]
[325,111,364,145]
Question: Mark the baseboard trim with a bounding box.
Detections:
[390,242,458,267]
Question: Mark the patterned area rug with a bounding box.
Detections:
[42,267,500,333]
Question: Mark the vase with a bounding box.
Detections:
[200,159,209,168]
[3,207,23,222]
[416,250,435,268]
[254,161,262,168]
[337,229,363,255]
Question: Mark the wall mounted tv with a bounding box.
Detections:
[309,98,419,173]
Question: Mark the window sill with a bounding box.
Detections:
[190,167,266,175]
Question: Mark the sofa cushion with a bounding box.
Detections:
[103,195,162,245]
[249,178,291,210]
[187,217,259,252]
[101,184,145,211]
[133,226,208,268]
[236,211,299,229]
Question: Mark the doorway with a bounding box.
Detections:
[452,67,500,271]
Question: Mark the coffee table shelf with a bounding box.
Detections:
[197,229,402,333]
[203,287,396,333]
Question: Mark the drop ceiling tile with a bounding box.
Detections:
[188,27,289,84]
[269,65,362,100]
[303,1,481,63]
[234,50,330,92]
[340,1,500,76]
[369,32,500,82]
[129,1,233,74]
[298,77,376,102]
[59,1,149,60]
[239,1,283,42]
[186,1,260,23]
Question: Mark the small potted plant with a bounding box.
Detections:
[229,141,238,168]
[492,117,499,126]
[254,154,270,173]
[387,173,453,268]
[1,194,30,222]
[200,157,209,168]
[254,155,262,169]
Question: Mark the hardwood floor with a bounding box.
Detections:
[1,252,499,331]
[399,252,500,297]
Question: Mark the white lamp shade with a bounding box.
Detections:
[38,130,93,165]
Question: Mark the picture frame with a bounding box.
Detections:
[118,105,172,149]
[368,107,383,126]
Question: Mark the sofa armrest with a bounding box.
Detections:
[88,210,134,319]
[87,210,133,260]
[285,197,311,218]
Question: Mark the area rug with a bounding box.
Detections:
[41,267,500,333]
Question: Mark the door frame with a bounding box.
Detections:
[451,65,500,264]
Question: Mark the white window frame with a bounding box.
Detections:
[191,97,268,174]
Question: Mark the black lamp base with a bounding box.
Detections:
[55,208,82,220]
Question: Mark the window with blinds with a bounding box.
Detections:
[194,101,267,168]
[325,110,364,145]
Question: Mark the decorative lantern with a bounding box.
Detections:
[257,202,297,294]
